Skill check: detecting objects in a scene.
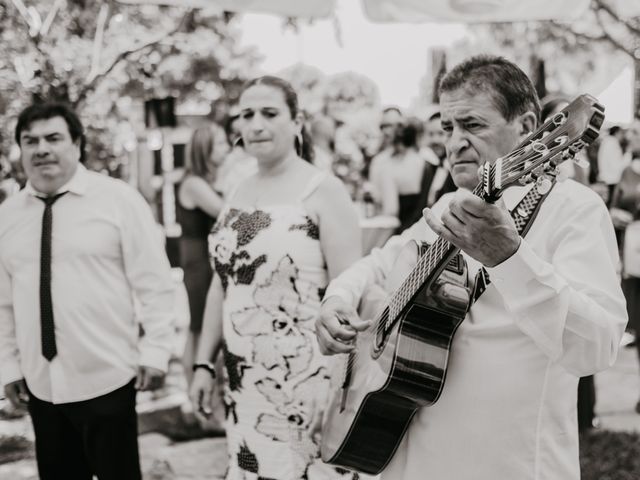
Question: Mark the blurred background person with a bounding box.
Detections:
[611,117,640,414]
[369,119,429,232]
[177,123,228,386]
[190,75,361,479]
[598,125,628,206]
[377,106,404,155]
[421,111,455,207]
[308,113,336,172]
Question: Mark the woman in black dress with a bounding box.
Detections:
[177,123,229,384]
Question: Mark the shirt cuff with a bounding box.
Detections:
[138,346,171,373]
[0,359,23,387]
[485,238,544,295]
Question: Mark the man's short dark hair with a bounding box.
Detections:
[15,102,86,163]
[438,55,541,125]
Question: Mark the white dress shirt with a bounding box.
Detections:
[324,180,627,480]
[0,165,175,403]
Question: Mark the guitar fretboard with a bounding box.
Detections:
[384,183,484,329]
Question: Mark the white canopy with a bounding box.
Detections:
[116,0,598,22]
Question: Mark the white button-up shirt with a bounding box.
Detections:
[325,180,627,480]
[0,165,175,403]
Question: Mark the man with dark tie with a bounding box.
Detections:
[0,103,175,480]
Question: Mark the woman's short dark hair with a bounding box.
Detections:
[241,75,314,163]
[439,55,541,125]
[15,102,86,163]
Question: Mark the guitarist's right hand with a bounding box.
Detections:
[316,296,371,355]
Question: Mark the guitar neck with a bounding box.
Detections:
[387,184,486,319]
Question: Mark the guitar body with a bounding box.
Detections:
[321,240,471,474]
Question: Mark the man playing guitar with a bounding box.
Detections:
[315,55,627,480]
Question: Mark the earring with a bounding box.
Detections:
[233,136,243,148]
[295,132,303,156]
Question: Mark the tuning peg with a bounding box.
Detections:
[519,174,533,186]
[536,175,553,194]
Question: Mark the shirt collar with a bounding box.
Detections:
[25,164,89,198]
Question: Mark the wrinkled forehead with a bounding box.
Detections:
[440,88,505,123]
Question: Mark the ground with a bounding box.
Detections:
[0,343,638,479]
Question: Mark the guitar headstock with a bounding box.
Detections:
[482,94,604,201]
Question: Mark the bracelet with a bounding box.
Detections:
[192,362,216,378]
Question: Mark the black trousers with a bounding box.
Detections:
[27,379,141,480]
[577,375,596,431]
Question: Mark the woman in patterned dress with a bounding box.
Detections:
[189,76,362,479]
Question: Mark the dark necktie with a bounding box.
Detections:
[38,192,67,361]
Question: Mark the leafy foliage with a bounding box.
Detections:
[0,1,260,179]
[466,0,640,105]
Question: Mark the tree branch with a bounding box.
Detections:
[594,7,635,57]
[40,0,64,36]
[10,0,32,27]
[74,10,191,108]
[593,0,640,37]
[87,4,110,83]
[548,18,634,59]
[548,20,606,43]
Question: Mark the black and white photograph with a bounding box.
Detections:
[0,1,639,479]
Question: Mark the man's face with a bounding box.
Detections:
[440,88,533,190]
[19,116,80,195]
[424,117,447,160]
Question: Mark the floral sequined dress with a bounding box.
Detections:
[209,173,358,480]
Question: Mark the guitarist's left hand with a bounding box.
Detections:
[423,189,521,268]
